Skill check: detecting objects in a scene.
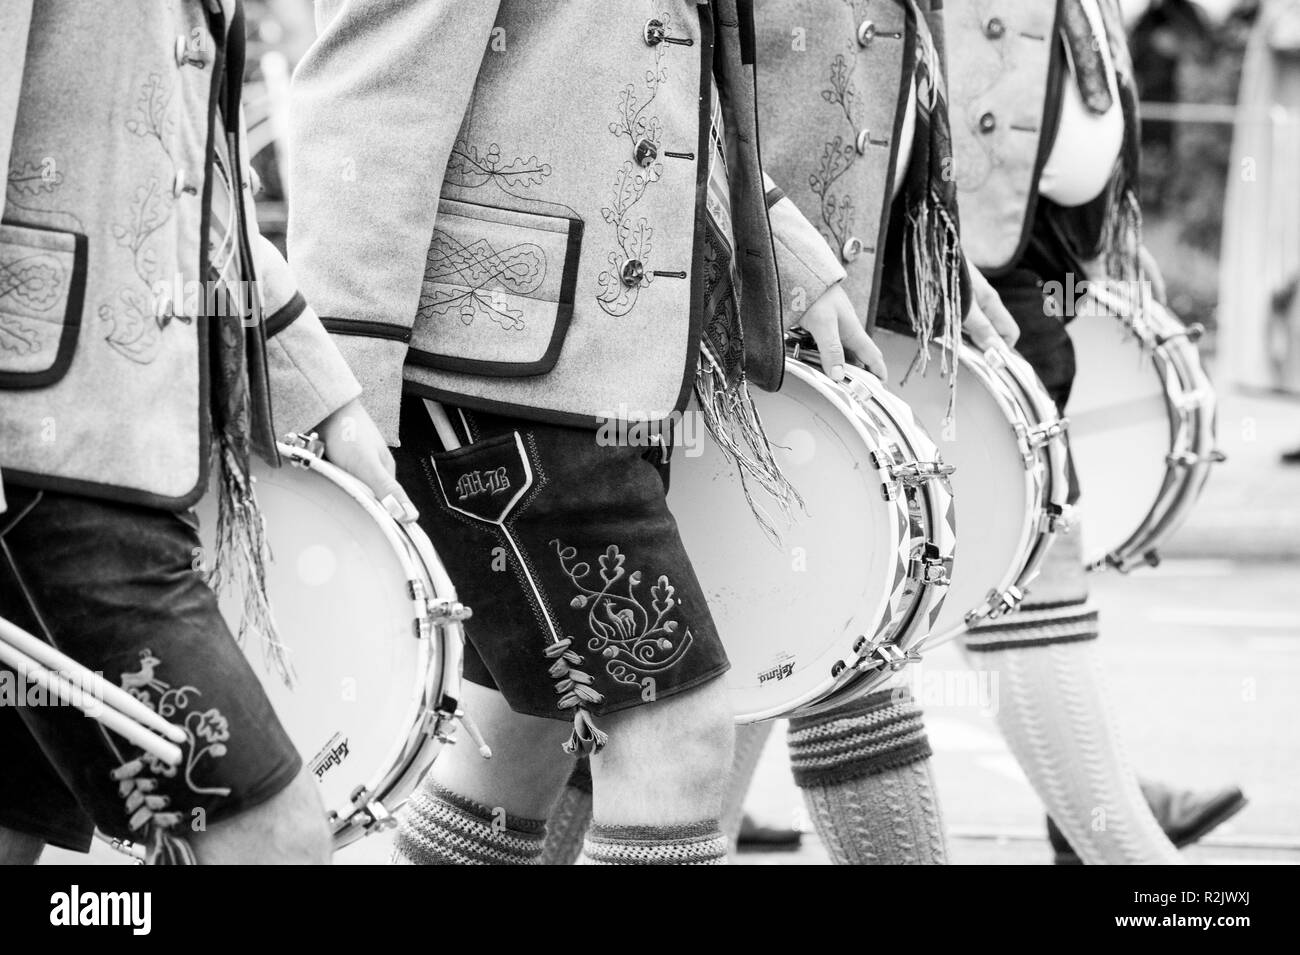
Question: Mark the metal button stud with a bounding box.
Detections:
[620,259,646,287]
[841,237,864,263]
[172,169,198,197]
[634,138,659,167]
[857,20,876,46]
[644,19,667,46]
[978,111,997,133]
[984,17,1005,39]
[855,129,871,154]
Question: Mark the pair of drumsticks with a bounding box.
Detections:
[0,615,186,766]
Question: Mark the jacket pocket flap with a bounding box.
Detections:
[0,222,85,388]
[411,199,582,377]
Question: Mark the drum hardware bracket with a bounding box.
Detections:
[908,553,953,585]
[281,431,325,463]
[1027,419,1069,448]
[427,597,473,625]
[875,458,956,499]
[1166,449,1227,468]
[1155,322,1205,346]
[867,642,918,672]
[347,787,396,832]
[974,585,1024,621]
[1043,503,1076,534]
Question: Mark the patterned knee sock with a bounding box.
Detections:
[539,758,593,865]
[581,821,728,865]
[787,687,948,865]
[720,721,776,850]
[963,598,1182,865]
[391,781,546,865]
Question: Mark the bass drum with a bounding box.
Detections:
[670,355,955,722]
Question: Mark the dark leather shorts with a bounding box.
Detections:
[0,485,301,853]
[393,394,729,722]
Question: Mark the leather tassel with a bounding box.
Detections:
[563,708,609,757]
[902,188,965,420]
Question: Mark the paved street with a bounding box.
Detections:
[40,391,1299,866]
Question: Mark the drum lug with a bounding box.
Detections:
[281,431,325,463]
[908,551,953,586]
[1013,424,1037,470]
[1027,418,1069,448]
[427,597,473,625]
[1167,449,1226,468]
[1043,504,1076,534]
[977,586,1024,620]
[870,642,918,671]
[1155,322,1205,346]
[349,789,396,832]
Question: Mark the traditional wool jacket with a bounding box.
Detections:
[757,0,915,328]
[0,0,360,510]
[945,0,1140,275]
[290,0,844,444]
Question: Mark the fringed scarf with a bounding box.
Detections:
[695,78,802,542]
[898,0,966,420]
[203,1,291,686]
[1063,0,1146,315]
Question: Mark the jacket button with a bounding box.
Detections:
[634,137,659,167]
[620,259,646,286]
[855,129,871,154]
[984,17,1005,39]
[841,237,864,263]
[978,111,997,133]
[174,35,211,68]
[644,18,667,46]
[172,169,198,197]
[857,20,875,46]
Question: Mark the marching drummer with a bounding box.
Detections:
[0,1,409,864]
[288,0,880,866]
[947,0,1242,864]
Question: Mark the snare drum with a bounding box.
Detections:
[195,439,468,847]
[1068,289,1224,571]
[875,329,1072,643]
[670,356,956,722]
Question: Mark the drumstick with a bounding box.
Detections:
[0,615,188,745]
[0,638,183,766]
[423,398,463,452]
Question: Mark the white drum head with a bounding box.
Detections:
[875,330,1034,636]
[196,461,429,824]
[1067,314,1171,566]
[670,363,902,720]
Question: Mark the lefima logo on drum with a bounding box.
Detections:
[49,886,151,935]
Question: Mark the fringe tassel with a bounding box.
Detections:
[206,441,295,687]
[563,708,609,757]
[902,188,965,421]
[694,345,803,545]
[1102,179,1146,319]
[145,827,197,866]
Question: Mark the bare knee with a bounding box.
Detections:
[0,826,45,865]
[190,768,331,864]
[591,676,734,823]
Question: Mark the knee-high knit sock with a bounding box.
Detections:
[581,821,728,865]
[391,781,546,865]
[963,565,1182,864]
[720,721,777,850]
[539,758,593,866]
[786,686,948,864]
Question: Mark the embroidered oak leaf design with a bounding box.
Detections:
[445,140,553,194]
[5,160,63,199]
[420,233,545,331]
[101,291,161,363]
[552,539,694,684]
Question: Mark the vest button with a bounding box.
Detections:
[644,19,667,46]
[174,35,211,69]
[978,111,997,133]
[620,259,646,286]
[841,237,864,263]
[855,129,871,154]
[857,20,876,47]
[984,17,1005,39]
[634,138,659,167]
[172,169,198,198]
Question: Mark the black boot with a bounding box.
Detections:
[1047,780,1247,864]
[736,813,802,852]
